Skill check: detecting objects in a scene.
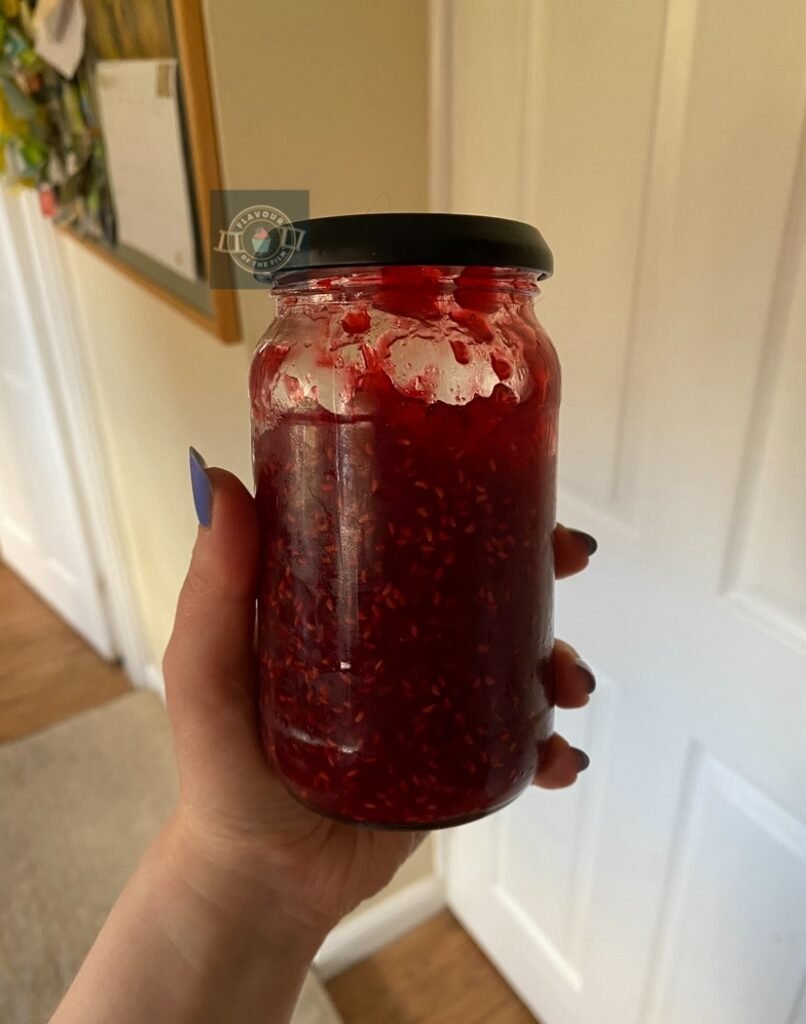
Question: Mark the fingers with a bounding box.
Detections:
[548,526,597,788]
[553,639,595,708]
[533,733,590,789]
[554,524,597,579]
[533,639,596,789]
[163,457,263,810]
[163,457,597,816]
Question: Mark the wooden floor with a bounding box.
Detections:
[0,563,533,1023]
[0,564,130,742]
[327,910,536,1024]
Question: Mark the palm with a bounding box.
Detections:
[171,671,424,927]
[233,751,424,924]
[278,810,423,923]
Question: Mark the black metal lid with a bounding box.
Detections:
[277,212,553,279]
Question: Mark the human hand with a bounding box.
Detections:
[51,456,597,1024]
[162,455,597,941]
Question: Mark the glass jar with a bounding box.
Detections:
[250,213,559,829]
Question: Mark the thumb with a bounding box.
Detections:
[163,449,264,816]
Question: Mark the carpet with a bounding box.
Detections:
[0,691,341,1024]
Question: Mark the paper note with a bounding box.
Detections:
[34,0,86,79]
[94,59,198,281]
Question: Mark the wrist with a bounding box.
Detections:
[148,811,327,971]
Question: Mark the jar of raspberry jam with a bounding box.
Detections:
[250,213,559,829]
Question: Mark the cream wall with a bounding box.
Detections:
[204,0,431,345]
[59,238,253,662]
[59,0,433,909]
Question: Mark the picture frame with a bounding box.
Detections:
[60,0,240,343]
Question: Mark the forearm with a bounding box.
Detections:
[51,815,326,1024]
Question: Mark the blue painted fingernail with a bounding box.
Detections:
[189,447,213,528]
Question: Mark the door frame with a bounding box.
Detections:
[9,189,152,688]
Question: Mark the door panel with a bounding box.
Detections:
[0,190,114,657]
[641,755,806,1024]
[440,1,806,1021]
[727,239,806,648]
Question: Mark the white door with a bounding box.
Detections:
[438,2,806,1022]
[0,189,115,658]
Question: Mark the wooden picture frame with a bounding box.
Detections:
[59,0,240,343]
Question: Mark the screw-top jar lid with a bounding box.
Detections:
[278,212,553,279]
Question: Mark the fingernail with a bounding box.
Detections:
[575,658,596,693]
[569,529,598,556]
[189,446,213,528]
[571,747,590,773]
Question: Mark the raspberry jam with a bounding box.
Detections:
[250,217,559,828]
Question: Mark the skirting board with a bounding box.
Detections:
[315,876,446,980]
